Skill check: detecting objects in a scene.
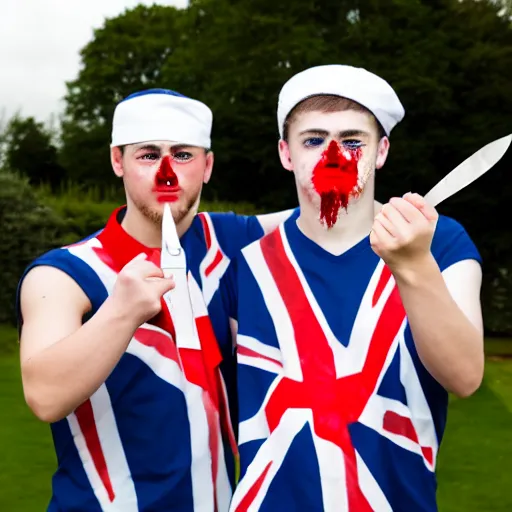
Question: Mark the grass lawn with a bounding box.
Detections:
[0,355,55,510]
[436,360,512,511]
[0,329,511,511]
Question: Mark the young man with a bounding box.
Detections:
[225,65,484,511]
[16,88,296,512]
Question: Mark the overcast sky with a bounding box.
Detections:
[1,0,187,126]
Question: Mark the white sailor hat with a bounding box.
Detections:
[111,88,213,149]
[277,64,405,138]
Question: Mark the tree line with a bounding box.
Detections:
[1,0,511,333]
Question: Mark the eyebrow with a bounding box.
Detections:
[298,129,370,138]
[134,144,162,152]
[169,144,193,151]
[134,143,195,152]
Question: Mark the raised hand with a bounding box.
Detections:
[111,253,175,326]
[370,193,438,272]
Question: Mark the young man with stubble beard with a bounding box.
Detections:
[16,88,299,512]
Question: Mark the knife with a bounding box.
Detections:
[424,133,512,207]
[161,203,198,350]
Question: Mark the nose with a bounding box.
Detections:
[323,140,343,165]
[155,155,178,187]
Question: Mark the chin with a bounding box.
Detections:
[170,194,201,224]
[137,203,164,225]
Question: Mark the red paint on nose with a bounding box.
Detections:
[153,156,180,203]
[154,155,179,188]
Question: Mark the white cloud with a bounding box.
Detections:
[0,0,187,125]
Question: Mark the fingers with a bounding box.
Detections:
[379,194,438,235]
[371,217,394,247]
[388,197,425,224]
[379,202,409,234]
[402,193,438,222]
[374,209,396,238]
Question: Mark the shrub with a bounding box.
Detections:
[199,199,262,216]
[482,266,512,337]
[36,182,121,244]
[37,182,264,244]
[3,178,262,331]
[0,170,67,325]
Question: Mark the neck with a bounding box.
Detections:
[297,181,376,256]
[120,200,198,248]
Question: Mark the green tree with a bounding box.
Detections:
[170,0,509,206]
[162,0,332,205]
[0,171,66,325]
[59,4,188,189]
[170,0,512,334]
[60,0,512,332]
[3,115,66,189]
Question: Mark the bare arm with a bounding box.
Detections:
[393,257,484,398]
[19,259,173,423]
[19,266,138,422]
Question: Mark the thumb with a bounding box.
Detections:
[153,274,176,296]
[126,252,148,266]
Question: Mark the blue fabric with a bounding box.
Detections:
[229,213,481,511]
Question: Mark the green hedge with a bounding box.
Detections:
[0,171,67,325]
[0,178,263,332]
[481,267,512,337]
[41,184,262,245]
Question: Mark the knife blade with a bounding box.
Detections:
[424,133,512,207]
[161,203,198,350]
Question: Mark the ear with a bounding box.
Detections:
[111,146,125,178]
[375,136,390,170]
[278,139,293,172]
[203,150,214,184]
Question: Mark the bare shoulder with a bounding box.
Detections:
[442,259,483,334]
[19,265,92,361]
[442,258,482,292]
[20,265,91,315]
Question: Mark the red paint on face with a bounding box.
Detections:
[311,140,361,228]
[153,155,180,203]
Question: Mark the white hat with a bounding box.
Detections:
[111,89,213,148]
[277,65,405,138]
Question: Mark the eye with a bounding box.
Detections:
[303,137,324,148]
[172,151,193,162]
[342,139,365,150]
[139,152,159,161]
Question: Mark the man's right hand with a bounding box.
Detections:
[110,254,175,326]
[18,254,174,423]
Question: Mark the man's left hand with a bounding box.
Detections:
[370,193,438,272]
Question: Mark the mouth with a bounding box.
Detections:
[322,161,358,171]
[314,168,357,182]
[311,167,359,196]
[153,186,181,203]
